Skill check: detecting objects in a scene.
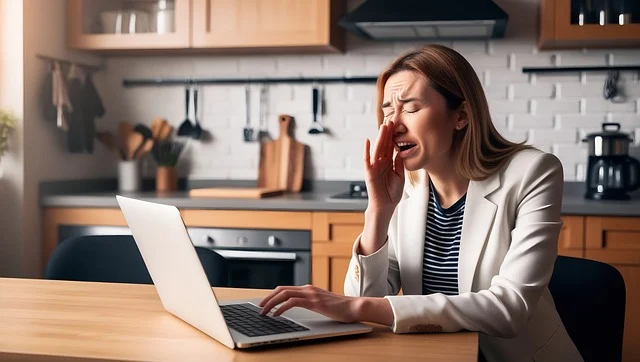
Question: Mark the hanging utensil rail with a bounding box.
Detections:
[122,76,378,88]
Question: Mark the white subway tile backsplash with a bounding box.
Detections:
[484,70,529,85]
[517,53,555,67]
[452,41,489,55]
[554,51,607,66]
[531,99,581,114]
[483,85,508,99]
[559,83,605,98]
[100,0,639,183]
[192,56,239,76]
[512,83,555,99]
[466,54,510,69]
[393,41,452,56]
[585,99,636,113]
[488,99,529,114]
[530,129,577,145]
[326,101,367,115]
[363,55,395,73]
[610,50,640,65]
[553,144,588,165]
[509,114,554,130]
[488,39,536,55]
[324,169,365,181]
[238,56,277,74]
[499,129,529,144]
[277,55,323,75]
[557,115,607,130]
[347,85,376,102]
[323,54,366,74]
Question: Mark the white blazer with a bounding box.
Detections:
[344,149,583,362]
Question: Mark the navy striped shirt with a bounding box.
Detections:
[422,181,466,296]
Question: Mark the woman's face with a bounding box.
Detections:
[382,70,464,172]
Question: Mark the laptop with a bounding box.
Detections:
[115,195,373,349]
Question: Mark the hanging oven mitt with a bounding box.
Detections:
[52,61,72,132]
[82,72,105,153]
[66,64,86,153]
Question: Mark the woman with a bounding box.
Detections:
[259,44,582,362]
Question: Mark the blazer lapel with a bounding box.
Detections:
[458,174,500,294]
[398,170,429,295]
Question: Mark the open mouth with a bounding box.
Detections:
[396,142,417,152]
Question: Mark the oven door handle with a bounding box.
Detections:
[214,250,298,261]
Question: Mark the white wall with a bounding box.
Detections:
[0,0,114,278]
[0,0,25,278]
[103,0,640,182]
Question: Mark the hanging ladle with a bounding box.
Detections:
[177,84,193,137]
[191,85,203,140]
[243,85,254,142]
[308,84,325,135]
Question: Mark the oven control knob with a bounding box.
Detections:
[237,236,248,245]
[267,235,279,247]
[206,236,215,244]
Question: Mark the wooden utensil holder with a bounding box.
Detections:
[155,166,177,192]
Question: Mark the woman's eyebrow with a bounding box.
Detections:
[381,97,419,108]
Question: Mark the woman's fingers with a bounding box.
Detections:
[363,138,371,170]
[371,123,387,162]
[259,288,306,315]
[271,297,311,317]
[258,285,287,307]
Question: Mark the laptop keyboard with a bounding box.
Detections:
[220,303,310,337]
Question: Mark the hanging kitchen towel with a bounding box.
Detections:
[82,72,105,153]
[40,62,57,123]
[51,61,71,132]
[66,64,86,153]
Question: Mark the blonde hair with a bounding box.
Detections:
[375,44,532,183]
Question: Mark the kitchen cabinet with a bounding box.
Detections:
[585,216,640,362]
[191,0,346,53]
[311,212,364,293]
[558,215,584,258]
[538,0,640,49]
[67,0,192,51]
[67,0,345,53]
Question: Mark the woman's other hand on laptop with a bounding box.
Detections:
[258,285,393,326]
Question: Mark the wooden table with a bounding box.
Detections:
[0,278,478,361]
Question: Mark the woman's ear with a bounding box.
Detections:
[455,101,469,130]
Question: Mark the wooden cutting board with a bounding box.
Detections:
[257,114,305,192]
[188,187,284,199]
[189,114,304,199]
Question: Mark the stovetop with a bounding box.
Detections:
[327,181,368,200]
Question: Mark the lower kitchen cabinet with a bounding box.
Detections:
[585,216,640,362]
[311,212,363,294]
[42,208,639,361]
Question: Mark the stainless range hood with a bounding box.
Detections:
[338,0,508,41]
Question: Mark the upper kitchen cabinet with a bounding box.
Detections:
[191,0,346,53]
[538,0,640,49]
[67,0,191,52]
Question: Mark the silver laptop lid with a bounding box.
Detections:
[116,195,235,349]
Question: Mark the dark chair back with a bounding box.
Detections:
[548,255,626,362]
[44,235,228,287]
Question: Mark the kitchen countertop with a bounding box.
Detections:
[40,179,640,216]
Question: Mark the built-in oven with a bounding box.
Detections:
[58,225,311,290]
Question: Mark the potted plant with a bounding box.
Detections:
[0,109,17,162]
[152,139,186,192]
